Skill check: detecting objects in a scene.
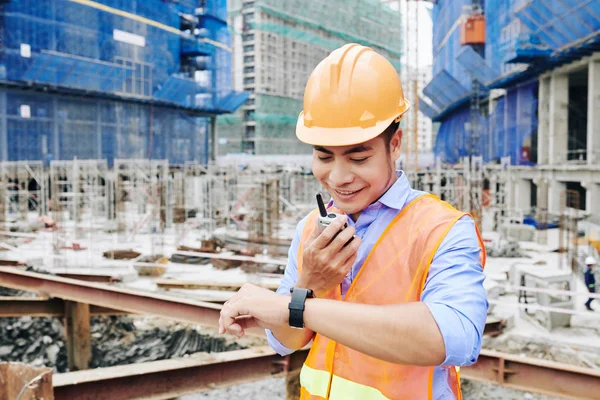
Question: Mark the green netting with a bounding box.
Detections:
[254,138,312,155]
[249,22,402,70]
[257,94,302,116]
[216,111,244,154]
[255,0,402,58]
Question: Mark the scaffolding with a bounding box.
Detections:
[559,190,581,273]
[113,159,170,250]
[0,161,46,230]
[425,0,600,166]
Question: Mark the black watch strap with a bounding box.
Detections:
[288,288,314,328]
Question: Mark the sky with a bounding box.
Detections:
[386,1,434,68]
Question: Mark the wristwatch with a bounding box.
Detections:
[288,287,314,329]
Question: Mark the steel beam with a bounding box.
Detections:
[0,297,126,317]
[53,347,309,400]
[462,349,600,399]
[0,267,223,328]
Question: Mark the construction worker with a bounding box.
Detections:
[218,44,488,399]
[585,256,596,311]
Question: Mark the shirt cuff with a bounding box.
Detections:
[425,302,479,367]
[266,329,295,356]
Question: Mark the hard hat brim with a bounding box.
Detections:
[295,101,410,147]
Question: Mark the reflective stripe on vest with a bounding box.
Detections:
[301,364,391,400]
[298,194,486,400]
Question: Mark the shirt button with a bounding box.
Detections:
[334,352,340,359]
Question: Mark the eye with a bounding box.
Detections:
[350,157,369,163]
[318,156,332,161]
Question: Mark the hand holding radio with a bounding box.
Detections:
[296,193,361,298]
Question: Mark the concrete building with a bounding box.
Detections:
[422,0,600,219]
[220,0,402,155]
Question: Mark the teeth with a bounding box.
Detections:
[337,189,358,195]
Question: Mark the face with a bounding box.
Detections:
[312,129,402,217]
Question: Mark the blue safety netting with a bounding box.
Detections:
[428,0,598,165]
[0,0,245,165]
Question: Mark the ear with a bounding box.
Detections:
[390,128,402,161]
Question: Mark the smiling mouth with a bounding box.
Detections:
[334,188,363,196]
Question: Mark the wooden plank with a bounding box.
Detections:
[174,250,287,265]
[56,273,121,283]
[64,301,91,371]
[0,362,53,400]
[154,279,280,291]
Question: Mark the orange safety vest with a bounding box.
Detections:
[297,194,486,400]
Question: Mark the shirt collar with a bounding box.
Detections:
[328,170,412,211]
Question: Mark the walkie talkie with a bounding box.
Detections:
[316,193,345,232]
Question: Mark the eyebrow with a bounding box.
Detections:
[313,145,373,156]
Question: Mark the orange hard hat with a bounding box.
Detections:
[296,43,410,147]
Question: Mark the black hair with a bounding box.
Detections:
[381,119,400,152]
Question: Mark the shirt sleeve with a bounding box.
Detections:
[421,216,488,367]
[266,215,308,356]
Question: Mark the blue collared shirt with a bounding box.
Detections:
[266,171,488,399]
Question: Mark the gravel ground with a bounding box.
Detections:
[179,377,564,400]
[180,376,285,399]
[462,380,563,400]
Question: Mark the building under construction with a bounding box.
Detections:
[421,0,600,219]
[0,0,247,165]
[2,1,600,399]
[218,0,403,155]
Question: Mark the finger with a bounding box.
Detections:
[226,323,245,338]
[331,236,361,270]
[219,303,248,335]
[234,316,258,331]
[313,215,348,249]
[329,225,356,251]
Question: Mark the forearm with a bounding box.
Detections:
[303,299,445,366]
[269,325,314,351]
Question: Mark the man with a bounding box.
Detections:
[585,256,596,311]
[219,44,488,399]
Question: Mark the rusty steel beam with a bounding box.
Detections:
[56,273,121,283]
[462,349,600,399]
[483,317,505,337]
[0,297,126,317]
[0,267,223,329]
[53,347,309,400]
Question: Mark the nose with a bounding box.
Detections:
[329,161,354,186]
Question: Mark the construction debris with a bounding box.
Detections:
[154,279,279,292]
[0,259,26,267]
[102,250,142,260]
[0,362,53,400]
[0,316,246,373]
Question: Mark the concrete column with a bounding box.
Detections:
[506,178,515,212]
[534,178,548,212]
[583,182,600,215]
[515,178,532,213]
[548,180,566,215]
[210,116,217,162]
[0,90,6,162]
[588,60,600,165]
[537,77,551,165]
[548,73,569,165]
